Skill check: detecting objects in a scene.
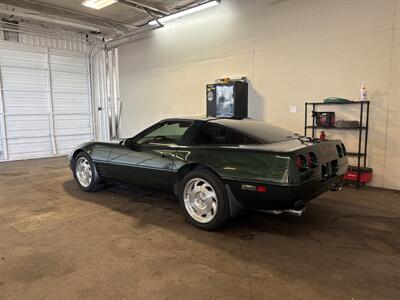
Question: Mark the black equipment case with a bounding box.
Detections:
[206,81,248,119]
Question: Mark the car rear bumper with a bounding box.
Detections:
[225,175,344,211]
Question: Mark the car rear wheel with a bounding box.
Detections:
[73,152,104,192]
[179,168,229,230]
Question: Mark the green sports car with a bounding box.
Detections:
[68,117,348,230]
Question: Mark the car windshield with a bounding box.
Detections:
[210,119,295,144]
[135,121,192,145]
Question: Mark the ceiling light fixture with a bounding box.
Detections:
[148,0,220,26]
[82,0,118,10]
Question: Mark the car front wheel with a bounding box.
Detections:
[179,168,229,230]
[73,152,104,192]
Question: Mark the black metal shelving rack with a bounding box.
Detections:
[304,101,370,188]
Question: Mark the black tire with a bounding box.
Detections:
[178,168,230,230]
[73,151,105,192]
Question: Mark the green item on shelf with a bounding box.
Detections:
[323,97,352,103]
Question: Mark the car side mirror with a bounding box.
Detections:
[123,137,133,146]
[129,143,141,151]
[124,138,141,151]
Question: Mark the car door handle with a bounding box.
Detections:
[161,152,172,158]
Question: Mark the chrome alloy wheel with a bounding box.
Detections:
[183,178,218,223]
[76,157,92,188]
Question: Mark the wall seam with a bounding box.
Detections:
[381,0,397,188]
[251,0,255,83]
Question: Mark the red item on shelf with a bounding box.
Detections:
[314,111,335,127]
[320,131,326,140]
[344,166,373,183]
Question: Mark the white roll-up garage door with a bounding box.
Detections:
[0,42,93,161]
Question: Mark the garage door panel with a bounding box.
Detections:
[1,66,48,92]
[7,137,52,160]
[54,115,91,136]
[6,115,50,138]
[52,93,90,114]
[49,55,87,73]
[0,127,2,158]
[49,52,92,155]
[0,49,46,69]
[55,134,92,154]
[51,71,88,94]
[0,43,93,161]
[3,91,49,114]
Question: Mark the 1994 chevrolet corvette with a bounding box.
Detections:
[69,117,348,230]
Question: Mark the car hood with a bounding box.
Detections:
[68,140,120,160]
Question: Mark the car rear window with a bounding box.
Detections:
[194,123,260,145]
[210,119,294,144]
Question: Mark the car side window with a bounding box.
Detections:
[194,123,260,145]
[135,121,193,145]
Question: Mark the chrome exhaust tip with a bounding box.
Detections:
[330,183,343,191]
[268,206,307,216]
[283,209,304,217]
[259,206,307,216]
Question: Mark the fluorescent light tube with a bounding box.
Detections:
[149,0,220,26]
[82,0,117,10]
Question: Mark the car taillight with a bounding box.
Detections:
[295,155,308,172]
[256,186,267,193]
[308,152,318,168]
[341,143,347,156]
[336,145,343,158]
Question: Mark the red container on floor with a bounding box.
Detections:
[344,166,373,183]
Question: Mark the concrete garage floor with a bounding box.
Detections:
[0,157,399,300]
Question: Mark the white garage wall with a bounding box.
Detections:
[118,0,400,190]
